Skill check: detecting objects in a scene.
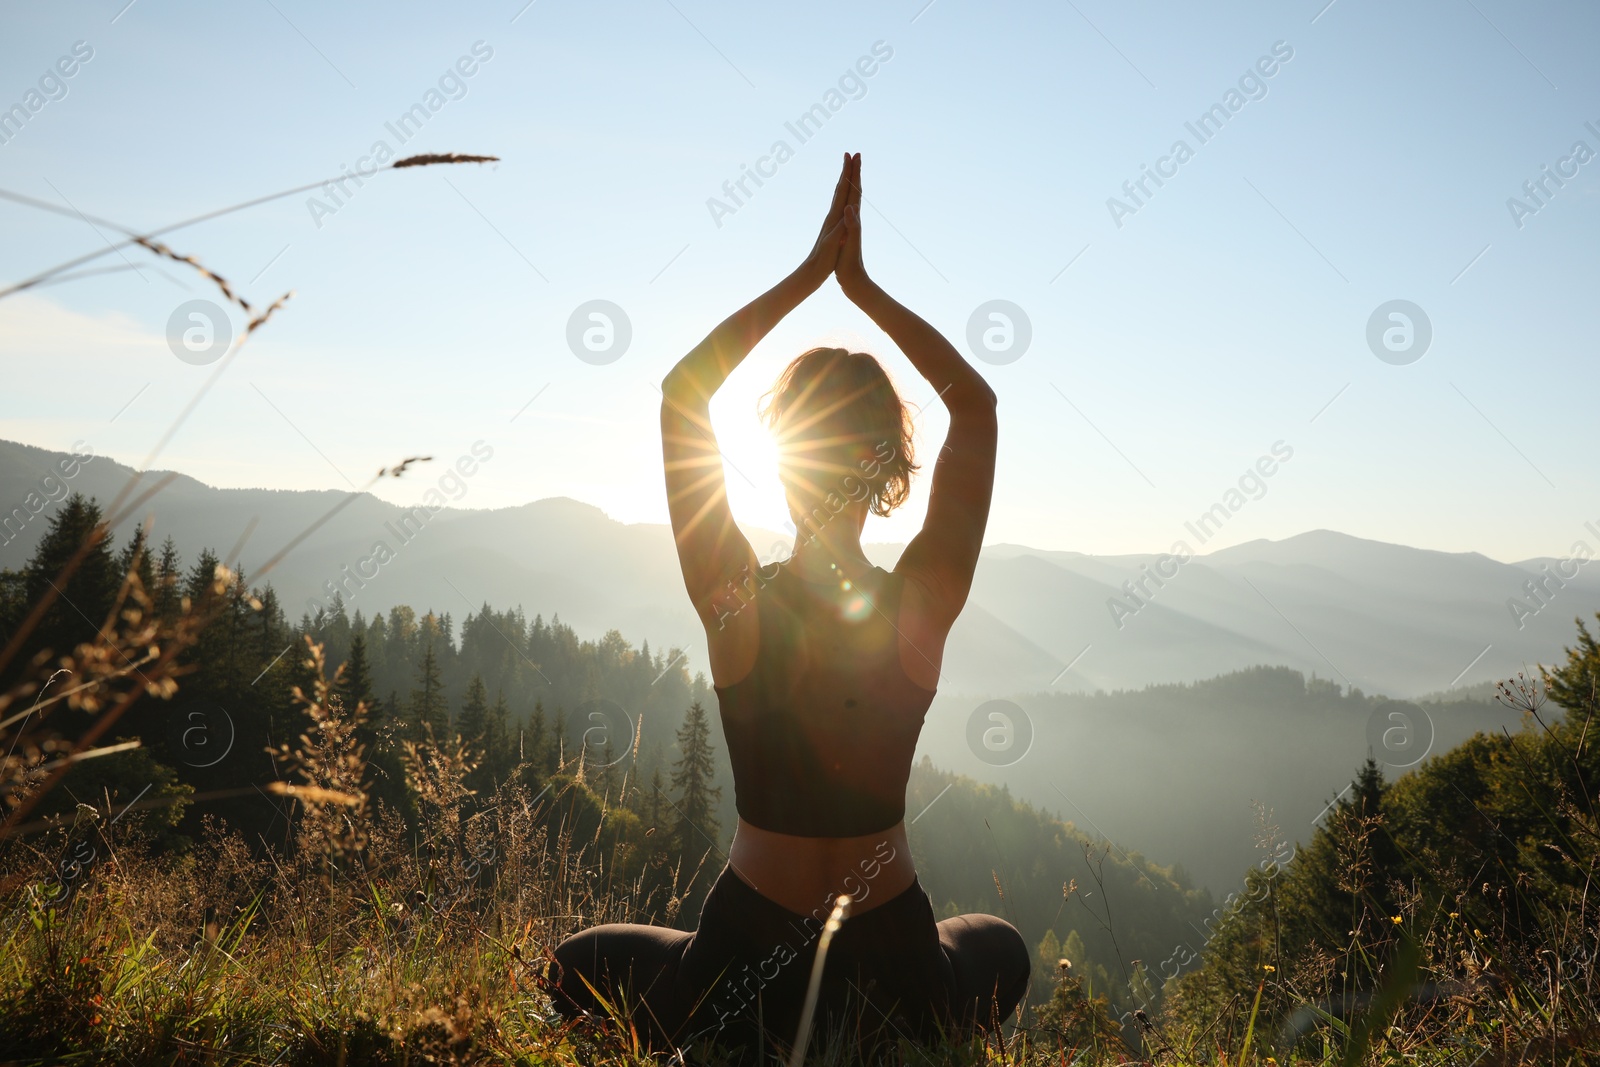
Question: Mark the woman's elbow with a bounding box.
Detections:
[660,368,700,408]
[953,373,997,410]
[954,381,998,417]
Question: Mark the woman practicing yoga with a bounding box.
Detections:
[550,153,1029,1056]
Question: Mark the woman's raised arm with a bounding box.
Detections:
[834,154,998,626]
[661,155,854,630]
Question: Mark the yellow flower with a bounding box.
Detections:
[1262,964,1276,973]
[1390,915,1403,925]
[1449,912,1460,920]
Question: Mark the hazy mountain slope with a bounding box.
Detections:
[966,534,1598,697]
[3,437,1596,700]
[916,671,1525,890]
[961,553,1294,692]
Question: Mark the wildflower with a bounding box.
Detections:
[1262,964,1276,973]
[1390,915,1403,925]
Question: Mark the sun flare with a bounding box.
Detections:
[713,400,790,533]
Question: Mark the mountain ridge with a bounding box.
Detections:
[3,437,1595,700]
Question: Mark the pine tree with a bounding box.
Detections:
[322,593,352,668]
[1062,930,1087,973]
[525,699,549,773]
[1544,613,1600,715]
[364,613,388,689]
[408,641,448,740]
[13,494,120,685]
[598,740,618,801]
[256,587,285,664]
[116,526,155,595]
[648,767,665,832]
[0,569,24,644]
[341,627,385,765]
[358,662,412,821]
[485,689,512,781]
[457,675,495,799]
[1035,929,1062,986]
[459,674,489,746]
[669,701,721,855]
[184,548,222,604]
[386,605,417,684]
[1033,956,1121,1052]
[1059,930,1114,1004]
[153,536,182,621]
[342,628,377,716]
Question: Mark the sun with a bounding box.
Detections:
[711,396,789,534]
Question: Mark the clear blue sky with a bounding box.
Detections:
[2,0,1596,562]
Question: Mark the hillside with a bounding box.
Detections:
[916,668,1525,890]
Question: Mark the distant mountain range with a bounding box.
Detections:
[5,437,1592,701]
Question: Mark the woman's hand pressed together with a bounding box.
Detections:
[795,152,856,294]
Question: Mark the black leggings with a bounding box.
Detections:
[548,865,1030,1057]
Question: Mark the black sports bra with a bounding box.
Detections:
[712,562,937,837]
